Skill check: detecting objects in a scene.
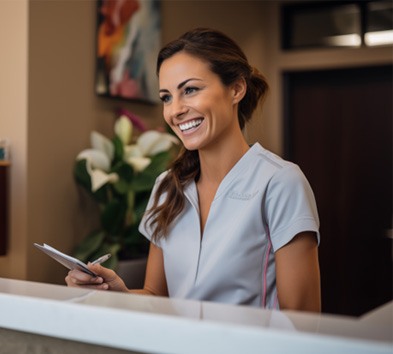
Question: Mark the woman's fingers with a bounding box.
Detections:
[65,269,104,288]
[65,264,128,292]
[87,263,116,281]
[88,263,129,292]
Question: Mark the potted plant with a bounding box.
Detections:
[72,110,179,278]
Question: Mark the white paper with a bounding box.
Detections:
[33,243,97,276]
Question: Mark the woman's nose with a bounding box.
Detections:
[170,97,188,119]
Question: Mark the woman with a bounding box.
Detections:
[66,28,321,312]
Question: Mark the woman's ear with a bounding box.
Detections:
[232,77,247,104]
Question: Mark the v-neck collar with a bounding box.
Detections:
[184,143,262,208]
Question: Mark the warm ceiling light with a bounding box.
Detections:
[365,30,393,46]
[323,34,362,47]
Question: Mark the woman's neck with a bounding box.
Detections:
[197,134,250,186]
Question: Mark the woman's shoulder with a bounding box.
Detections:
[249,143,312,194]
[156,169,170,182]
[250,145,314,201]
[251,143,300,173]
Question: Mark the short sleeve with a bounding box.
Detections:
[264,163,320,252]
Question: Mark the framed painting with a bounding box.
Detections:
[95,0,161,104]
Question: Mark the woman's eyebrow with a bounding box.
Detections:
[177,78,201,89]
[159,78,202,93]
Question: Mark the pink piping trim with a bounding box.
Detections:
[262,229,272,308]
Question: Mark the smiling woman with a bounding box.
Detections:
[66,28,321,313]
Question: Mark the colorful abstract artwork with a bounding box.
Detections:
[95,0,161,104]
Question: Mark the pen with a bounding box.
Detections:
[91,253,111,265]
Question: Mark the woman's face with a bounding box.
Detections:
[158,52,240,151]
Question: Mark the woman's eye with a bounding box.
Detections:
[184,87,198,95]
[159,94,171,103]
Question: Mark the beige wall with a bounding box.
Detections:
[0,0,29,280]
[0,0,391,284]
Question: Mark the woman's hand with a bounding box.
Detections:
[65,263,128,292]
[65,243,168,297]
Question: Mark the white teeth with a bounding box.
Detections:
[179,119,203,132]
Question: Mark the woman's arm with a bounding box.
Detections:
[274,231,321,312]
[129,242,168,296]
[65,243,168,297]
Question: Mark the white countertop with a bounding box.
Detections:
[0,277,391,354]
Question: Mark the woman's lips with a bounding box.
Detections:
[179,118,203,132]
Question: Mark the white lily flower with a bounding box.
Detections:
[90,169,119,192]
[77,149,111,172]
[91,131,114,162]
[126,156,152,172]
[114,115,133,145]
[137,131,179,156]
[76,149,118,192]
[124,144,143,158]
[123,144,151,172]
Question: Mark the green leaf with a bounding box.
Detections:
[124,224,142,245]
[112,160,134,179]
[74,159,92,191]
[112,162,134,194]
[112,136,124,164]
[92,183,110,204]
[123,225,149,258]
[113,178,128,195]
[132,162,161,191]
[131,174,156,192]
[101,199,127,234]
[134,192,150,220]
[73,230,106,263]
[146,151,172,175]
[131,151,171,192]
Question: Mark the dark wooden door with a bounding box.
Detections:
[284,65,392,316]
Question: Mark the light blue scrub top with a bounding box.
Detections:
[139,143,320,309]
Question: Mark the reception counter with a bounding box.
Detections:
[0,277,391,353]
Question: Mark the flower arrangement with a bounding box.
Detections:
[73,110,179,269]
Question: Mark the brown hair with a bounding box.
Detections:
[145,28,269,241]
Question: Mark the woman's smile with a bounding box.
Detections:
[178,118,204,133]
